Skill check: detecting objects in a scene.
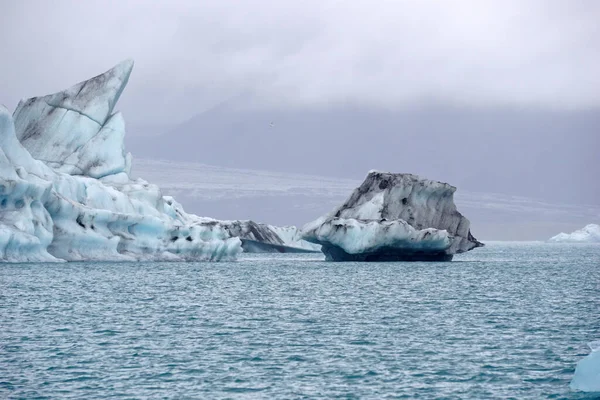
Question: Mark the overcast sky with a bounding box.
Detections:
[1,0,599,124]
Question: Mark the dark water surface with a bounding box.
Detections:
[1,242,599,399]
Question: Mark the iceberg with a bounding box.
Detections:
[267,225,322,253]
[302,171,482,261]
[0,61,246,262]
[1,104,241,262]
[548,224,600,243]
[570,341,600,392]
[161,197,320,253]
[0,60,317,262]
[226,221,321,253]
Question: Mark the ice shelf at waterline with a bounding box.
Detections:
[0,60,316,262]
[302,171,483,261]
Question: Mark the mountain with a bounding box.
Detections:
[127,97,600,206]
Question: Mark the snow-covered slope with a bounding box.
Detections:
[548,224,600,243]
[302,171,483,261]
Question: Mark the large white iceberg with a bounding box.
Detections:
[1,103,242,262]
[0,60,319,262]
[549,224,600,243]
[570,341,600,392]
[302,171,482,261]
[0,61,247,262]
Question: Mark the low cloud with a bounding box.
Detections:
[1,0,599,123]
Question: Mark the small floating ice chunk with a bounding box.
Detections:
[570,341,600,392]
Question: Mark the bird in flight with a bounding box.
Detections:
[269,121,275,128]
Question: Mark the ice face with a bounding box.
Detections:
[12,60,134,179]
[159,197,315,252]
[549,224,600,243]
[307,218,450,255]
[267,225,322,252]
[0,106,57,262]
[570,342,600,392]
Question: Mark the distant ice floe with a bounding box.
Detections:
[549,224,600,243]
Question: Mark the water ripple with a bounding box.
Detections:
[1,243,599,399]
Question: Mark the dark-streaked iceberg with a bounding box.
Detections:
[0,60,313,262]
[302,171,483,261]
[13,60,134,179]
[0,85,240,262]
[162,197,320,254]
[221,221,321,253]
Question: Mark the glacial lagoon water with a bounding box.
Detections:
[1,242,599,399]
